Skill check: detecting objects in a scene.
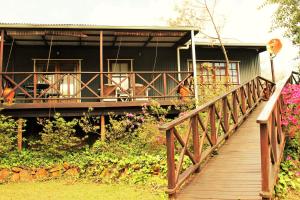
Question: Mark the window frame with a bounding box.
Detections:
[187,59,240,85]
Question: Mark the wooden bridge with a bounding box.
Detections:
[160,72,300,200]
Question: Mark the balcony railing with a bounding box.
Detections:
[0,71,194,103]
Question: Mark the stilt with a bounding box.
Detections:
[17,119,23,151]
[100,115,105,141]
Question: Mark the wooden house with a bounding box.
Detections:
[0,23,266,117]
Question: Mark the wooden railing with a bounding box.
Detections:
[257,71,300,199]
[0,71,193,103]
[159,76,275,197]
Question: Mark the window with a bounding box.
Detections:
[189,60,240,85]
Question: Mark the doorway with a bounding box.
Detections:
[33,59,82,102]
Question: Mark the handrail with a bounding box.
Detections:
[0,71,193,102]
[160,76,275,131]
[159,76,275,197]
[257,71,300,199]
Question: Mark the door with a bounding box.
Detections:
[34,59,81,102]
[108,59,133,91]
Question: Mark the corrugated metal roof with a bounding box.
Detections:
[0,22,198,31]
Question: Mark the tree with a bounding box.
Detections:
[263,0,299,46]
[169,0,231,85]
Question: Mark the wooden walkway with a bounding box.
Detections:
[176,103,265,200]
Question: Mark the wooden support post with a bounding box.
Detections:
[0,30,4,96]
[100,115,105,142]
[17,119,23,151]
[260,123,270,199]
[209,105,217,145]
[192,115,200,172]
[99,31,104,100]
[166,128,176,197]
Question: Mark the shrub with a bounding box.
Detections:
[142,100,170,122]
[0,115,19,155]
[30,113,86,156]
[78,107,100,135]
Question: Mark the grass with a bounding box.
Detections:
[0,180,166,200]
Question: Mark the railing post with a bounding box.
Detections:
[247,83,252,108]
[260,123,271,199]
[131,72,135,99]
[166,128,176,197]
[33,72,37,101]
[222,97,229,135]
[163,72,167,100]
[257,78,261,99]
[271,111,278,162]
[232,91,238,124]
[241,87,246,114]
[209,105,217,145]
[192,115,200,172]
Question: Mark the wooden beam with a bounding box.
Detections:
[143,36,153,47]
[17,119,23,151]
[172,32,191,47]
[112,36,118,47]
[41,35,48,46]
[11,39,176,44]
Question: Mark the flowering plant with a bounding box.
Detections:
[281,84,300,138]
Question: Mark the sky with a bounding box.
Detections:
[0,0,299,81]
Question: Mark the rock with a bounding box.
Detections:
[11,173,20,182]
[11,167,22,173]
[65,168,79,177]
[63,162,70,170]
[49,165,63,173]
[51,171,61,178]
[0,169,10,182]
[19,170,32,181]
[35,168,48,180]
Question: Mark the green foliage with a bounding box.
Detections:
[174,98,197,113]
[78,107,100,134]
[262,0,300,46]
[30,113,85,156]
[142,100,171,121]
[275,136,300,197]
[106,113,144,142]
[0,115,20,155]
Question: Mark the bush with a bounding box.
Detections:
[0,115,19,155]
[30,113,86,156]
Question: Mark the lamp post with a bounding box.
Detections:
[267,39,282,83]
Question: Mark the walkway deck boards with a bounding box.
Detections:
[177,103,265,200]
